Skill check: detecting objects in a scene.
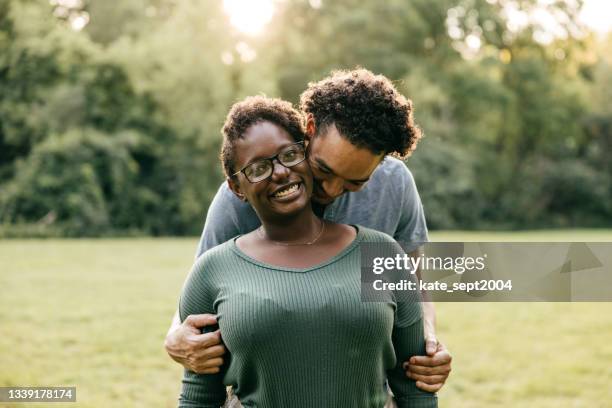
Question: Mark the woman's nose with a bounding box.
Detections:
[270,159,290,180]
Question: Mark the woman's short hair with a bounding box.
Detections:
[221,96,305,179]
[299,68,422,159]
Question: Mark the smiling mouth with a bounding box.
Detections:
[271,182,301,199]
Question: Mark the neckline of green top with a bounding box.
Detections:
[230,225,364,273]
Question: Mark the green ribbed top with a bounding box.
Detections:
[178,226,437,408]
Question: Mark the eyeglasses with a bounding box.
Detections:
[233,142,306,183]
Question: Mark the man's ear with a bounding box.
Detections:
[305,114,316,144]
[227,177,247,202]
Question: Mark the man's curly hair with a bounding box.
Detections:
[221,96,305,179]
[299,69,422,158]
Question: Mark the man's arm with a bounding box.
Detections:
[165,182,256,373]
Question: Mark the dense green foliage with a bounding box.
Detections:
[0,0,610,236]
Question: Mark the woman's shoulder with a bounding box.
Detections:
[192,239,238,273]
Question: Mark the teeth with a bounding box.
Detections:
[273,183,299,198]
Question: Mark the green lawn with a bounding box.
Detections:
[1,230,611,407]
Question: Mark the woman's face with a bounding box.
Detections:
[229,121,313,220]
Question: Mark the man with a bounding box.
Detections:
[165,69,452,402]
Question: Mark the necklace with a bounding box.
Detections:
[258,220,326,246]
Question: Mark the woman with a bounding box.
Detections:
[178,96,437,408]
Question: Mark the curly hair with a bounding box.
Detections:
[299,68,422,158]
[221,96,305,179]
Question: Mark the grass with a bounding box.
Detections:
[1,230,611,407]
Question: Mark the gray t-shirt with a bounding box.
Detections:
[195,156,429,257]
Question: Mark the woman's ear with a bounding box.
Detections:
[227,177,247,202]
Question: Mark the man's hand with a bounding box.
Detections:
[403,336,452,393]
[164,313,226,374]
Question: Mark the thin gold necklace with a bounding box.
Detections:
[258,220,326,246]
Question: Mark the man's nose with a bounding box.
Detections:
[321,177,344,198]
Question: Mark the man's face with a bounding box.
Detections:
[305,119,384,205]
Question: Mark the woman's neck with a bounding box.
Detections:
[258,207,322,244]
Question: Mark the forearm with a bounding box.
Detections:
[168,309,181,336]
[421,300,436,340]
[409,248,436,339]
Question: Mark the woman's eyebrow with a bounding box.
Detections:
[248,142,298,163]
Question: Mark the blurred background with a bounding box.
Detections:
[1,0,611,237]
[1,1,612,407]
